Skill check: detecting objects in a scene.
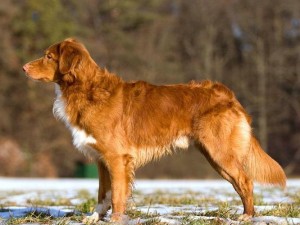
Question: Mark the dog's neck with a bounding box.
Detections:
[55,66,123,127]
[58,65,123,98]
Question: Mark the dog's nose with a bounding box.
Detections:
[23,64,29,72]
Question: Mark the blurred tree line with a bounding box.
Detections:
[0,0,299,177]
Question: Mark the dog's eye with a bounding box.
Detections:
[46,54,52,60]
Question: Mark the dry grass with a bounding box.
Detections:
[0,184,299,225]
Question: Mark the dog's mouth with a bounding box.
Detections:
[24,72,40,82]
[23,70,51,83]
[24,72,52,82]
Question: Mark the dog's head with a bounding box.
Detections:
[23,38,93,83]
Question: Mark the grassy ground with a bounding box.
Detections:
[0,180,299,224]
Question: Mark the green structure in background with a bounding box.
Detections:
[75,163,98,178]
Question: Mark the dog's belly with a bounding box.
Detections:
[134,135,190,168]
[173,136,189,149]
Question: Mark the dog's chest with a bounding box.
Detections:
[53,85,99,159]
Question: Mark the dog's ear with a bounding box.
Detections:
[63,37,78,43]
[58,42,81,83]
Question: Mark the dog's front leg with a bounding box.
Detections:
[109,154,134,224]
[83,160,111,224]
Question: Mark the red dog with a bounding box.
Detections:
[23,38,286,223]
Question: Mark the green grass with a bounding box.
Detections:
[75,197,97,214]
[5,212,54,225]
[258,203,300,218]
[27,198,72,207]
[5,215,84,225]
[136,190,225,207]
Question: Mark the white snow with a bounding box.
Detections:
[0,178,98,191]
[252,216,300,225]
[1,177,299,191]
[0,178,299,224]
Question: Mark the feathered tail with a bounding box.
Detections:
[246,136,286,188]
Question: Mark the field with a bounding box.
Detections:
[0,178,299,225]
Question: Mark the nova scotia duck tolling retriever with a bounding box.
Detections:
[23,38,286,224]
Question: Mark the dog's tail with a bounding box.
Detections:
[245,136,286,188]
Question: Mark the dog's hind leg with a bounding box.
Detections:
[194,109,254,219]
[217,161,254,219]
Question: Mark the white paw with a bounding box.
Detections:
[83,212,100,224]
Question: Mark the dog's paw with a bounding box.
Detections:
[110,213,129,224]
[238,214,252,221]
[83,212,100,224]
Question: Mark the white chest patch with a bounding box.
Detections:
[71,127,97,150]
[53,85,98,159]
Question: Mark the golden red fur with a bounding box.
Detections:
[23,38,286,223]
